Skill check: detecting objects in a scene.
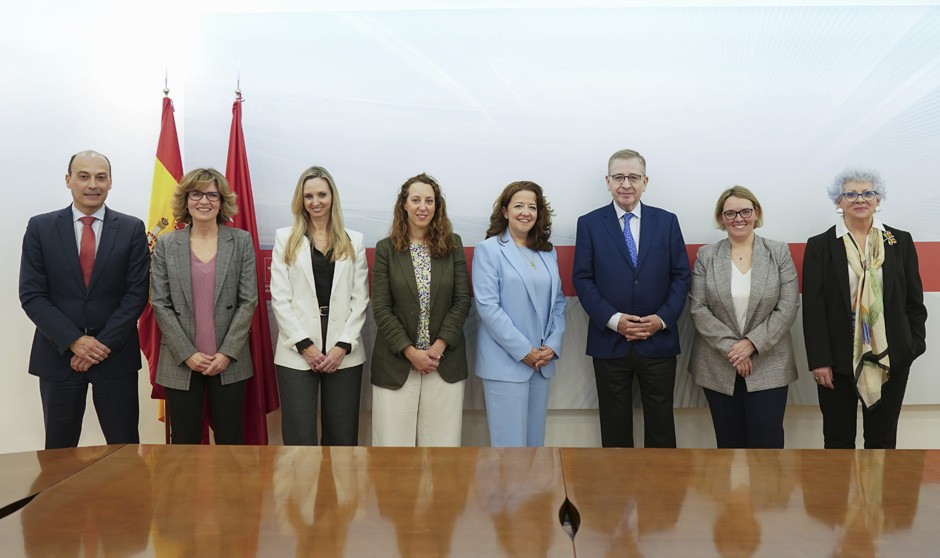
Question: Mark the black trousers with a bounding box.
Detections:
[703,374,789,448]
[165,371,247,445]
[276,364,363,446]
[593,350,677,448]
[818,367,910,449]
[39,371,139,449]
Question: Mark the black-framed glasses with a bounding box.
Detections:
[840,191,878,202]
[609,173,645,186]
[722,208,755,220]
[188,191,221,202]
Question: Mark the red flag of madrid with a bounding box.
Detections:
[225,95,279,445]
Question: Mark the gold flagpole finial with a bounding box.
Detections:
[235,73,242,100]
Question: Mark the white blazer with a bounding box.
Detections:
[270,227,369,371]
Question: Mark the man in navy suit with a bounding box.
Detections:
[573,149,690,448]
[20,150,150,449]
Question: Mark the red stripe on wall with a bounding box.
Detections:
[257,242,940,301]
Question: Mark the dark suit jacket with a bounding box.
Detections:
[150,225,258,391]
[19,205,150,381]
[370,234,471,389]
[573,202,690,359]
[802,225,927,375]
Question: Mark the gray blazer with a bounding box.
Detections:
[151,225,258,390]
[688,235,799,395]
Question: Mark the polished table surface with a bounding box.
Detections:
[1,445,938,557]
[0,445,123,517]
[561,448,940,557]
[0,445,572,557]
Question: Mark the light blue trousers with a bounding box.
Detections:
[481,372,550,447]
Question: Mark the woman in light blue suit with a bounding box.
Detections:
[473,181,566,447]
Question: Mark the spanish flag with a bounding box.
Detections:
[140,95,183,417]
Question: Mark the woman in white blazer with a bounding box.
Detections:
[688,186,799,448]
[270,166,369,445]
[473,181,566,447]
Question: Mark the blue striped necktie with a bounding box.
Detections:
[623,213,638,267]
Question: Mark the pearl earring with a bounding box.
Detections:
[835,207,844,215]
[875,206,882,213]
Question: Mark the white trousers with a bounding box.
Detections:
[371,369,465,447]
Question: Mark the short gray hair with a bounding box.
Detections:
[827,167,887,203]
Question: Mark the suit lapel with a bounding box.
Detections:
[88,207,118,291]
[745,236,769,331]
[602,205,636,269]
[499,231,541,324]
[331,252,348,307]
[713,240,737,334]
[56,207,85,290]
[880,228,896,311]
[299,241,317,301]
[214,226,236,305]
[174,228,193,310]
[395,246,420,303]
[635,207,652,270]
[827,230,852,311]
[536,250,558,339]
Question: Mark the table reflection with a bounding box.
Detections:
[474,448,563,558]
[801,450,926,557]
[369,448,475,558]
[148,445,264,558]
[273,446,368,556]
[21,446,151,557]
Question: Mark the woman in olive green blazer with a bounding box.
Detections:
[370,173,470,447]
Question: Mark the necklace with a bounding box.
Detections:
[517,245,536,269]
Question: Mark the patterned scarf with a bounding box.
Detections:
[843,228,889,408]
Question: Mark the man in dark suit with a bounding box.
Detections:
[573,149,690,448]
[20,150,150,449]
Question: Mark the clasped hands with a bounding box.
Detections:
[404,340,447,374]
[301,345,349,373]
[185,352,231,376]
[68,335,111,372]
[727,339,756,377]
[523,346,556,370]
[617,314,664,341]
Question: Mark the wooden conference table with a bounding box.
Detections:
[1,445,938,556]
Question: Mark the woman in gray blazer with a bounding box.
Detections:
[151,168,258,444]
[688,186,799,448]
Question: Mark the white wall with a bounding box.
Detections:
[2,1,939,453]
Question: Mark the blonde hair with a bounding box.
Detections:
[283,166,354,265]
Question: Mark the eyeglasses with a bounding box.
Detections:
[840,191,878,202]
[722,208,755,221]
[188,191,221,202]
[609,173,645,186]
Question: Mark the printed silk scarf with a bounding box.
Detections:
[844,228,890,408]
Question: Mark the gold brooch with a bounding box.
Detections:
[883,230,897,245]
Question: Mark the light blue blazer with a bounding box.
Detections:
[472,231,566,382]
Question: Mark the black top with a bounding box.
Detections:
[295,245,351,355]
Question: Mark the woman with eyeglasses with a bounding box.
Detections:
[270,166,369,446]
[151,168,258,444]
[802,168,926,449]
[688,186,799,448]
